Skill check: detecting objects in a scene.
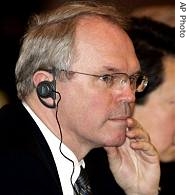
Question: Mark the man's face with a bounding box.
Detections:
[57,17,140,156]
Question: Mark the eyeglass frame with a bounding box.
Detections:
[61,69,148,93]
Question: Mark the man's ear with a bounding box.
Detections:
[33,70,56,109]
[33,70,52,88]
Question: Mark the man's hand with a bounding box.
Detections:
[104,118,160,195]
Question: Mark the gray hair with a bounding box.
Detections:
[15,1,127,99]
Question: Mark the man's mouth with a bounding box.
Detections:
[109,116,129,121]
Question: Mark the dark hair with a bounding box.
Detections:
[127,17,175,104]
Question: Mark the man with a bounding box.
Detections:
[0,1,160,194]
[86,16,174,195]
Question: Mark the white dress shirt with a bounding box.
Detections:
[23,102,84,195]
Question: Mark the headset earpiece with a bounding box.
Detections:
[36,80,56,100]
[36,68,56,108]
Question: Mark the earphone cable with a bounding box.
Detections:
[55,91,77,194]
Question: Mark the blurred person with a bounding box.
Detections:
[0,90,9,108]
[130,4,175,27]
[129,16,175,195]
[86,16,175,195]
[129,17,175,163]
[0,1,160,195]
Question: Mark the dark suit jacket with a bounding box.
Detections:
[85,148,126,195]
[0,101,63,194]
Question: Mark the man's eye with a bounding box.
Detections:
[100,74,113,83]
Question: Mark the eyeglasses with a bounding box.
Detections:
[61,70,148,92]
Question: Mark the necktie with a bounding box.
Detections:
[74,167,92,195]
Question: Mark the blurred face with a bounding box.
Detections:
[130,5,175,27]
[134,56,175,162]
[56,17,140,157]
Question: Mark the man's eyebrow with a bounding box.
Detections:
[102,65,141,75]
[101,66,120,72]
[133,70,142,75]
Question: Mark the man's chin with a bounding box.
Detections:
[104,134,126,147]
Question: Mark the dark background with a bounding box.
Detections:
[0,0,174,102]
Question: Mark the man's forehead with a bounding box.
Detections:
[73,16,140,74]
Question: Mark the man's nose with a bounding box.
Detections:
[117,85,136,103]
